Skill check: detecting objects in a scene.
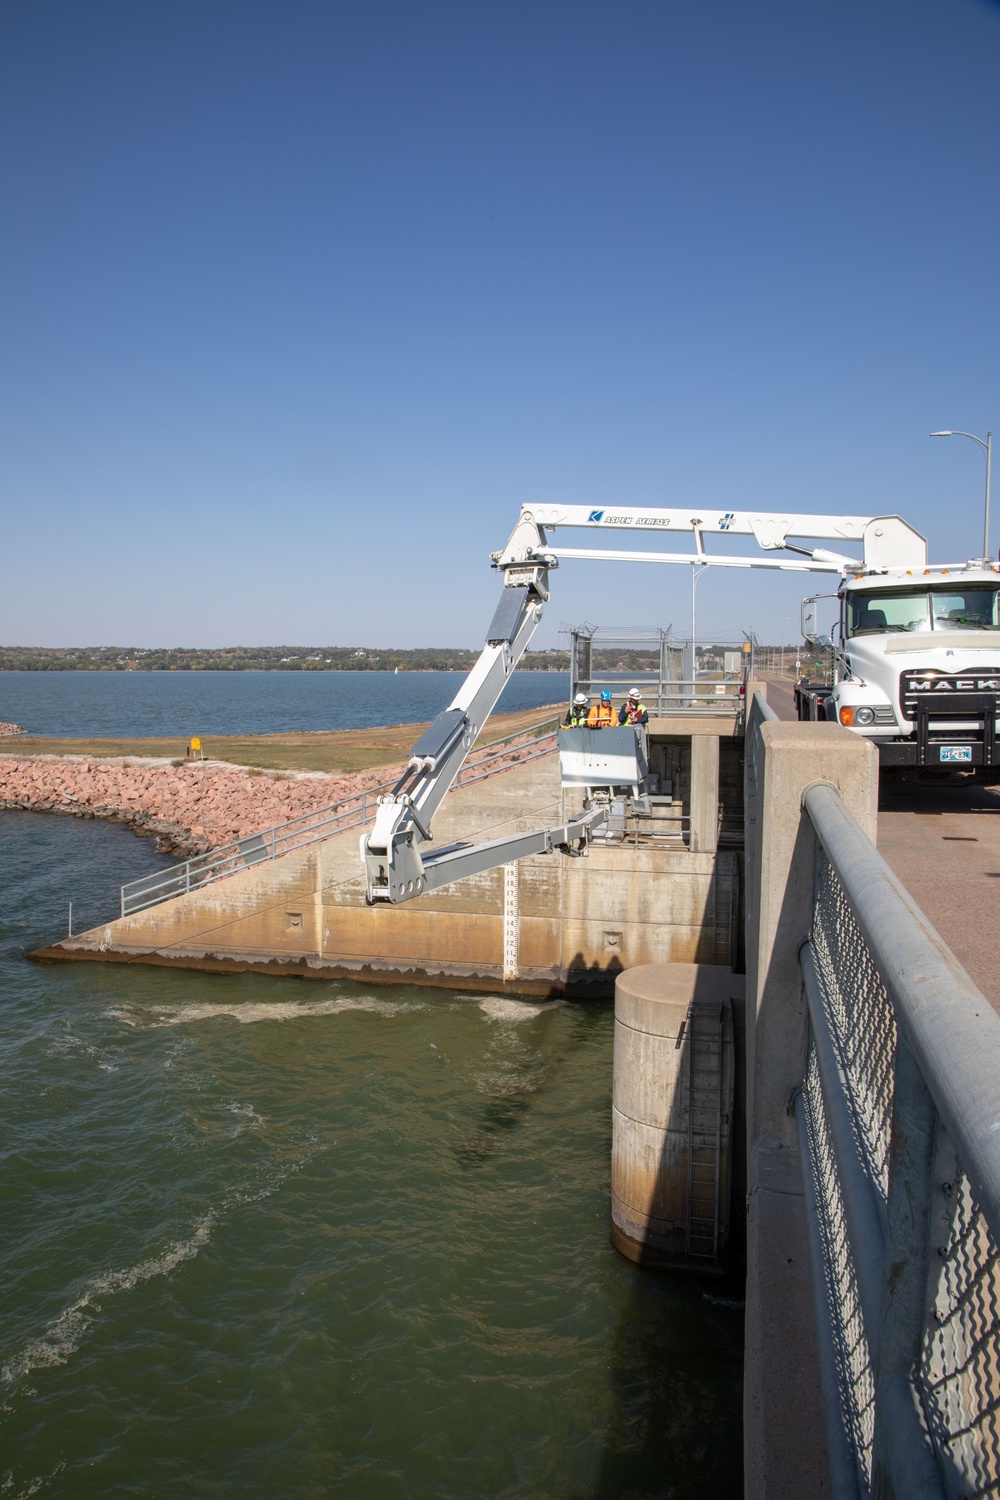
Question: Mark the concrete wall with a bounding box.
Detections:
[44,753,740,994]
[743,717,879,1500]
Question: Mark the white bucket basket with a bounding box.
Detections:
[557,725,648,795]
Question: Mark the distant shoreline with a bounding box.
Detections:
[0,647,571,673]
[0,666,569,673]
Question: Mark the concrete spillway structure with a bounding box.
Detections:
[40,716,745,995]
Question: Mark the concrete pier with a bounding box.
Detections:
[612,963,742,1274]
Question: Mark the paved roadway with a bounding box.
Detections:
[761,676,1000,1011]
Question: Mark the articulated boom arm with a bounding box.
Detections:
[493,505,927,574]
[361,502,928,905]
[363,572,606,904]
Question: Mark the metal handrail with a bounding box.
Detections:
[797,779,1000,1496]
[577,679,744,709]
[803,781,1000,1245]
[119,715,559,918]
[751,693,778,724]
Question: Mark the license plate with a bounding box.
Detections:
[940,745,973,763]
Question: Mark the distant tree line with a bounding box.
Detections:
[0,645,571,672]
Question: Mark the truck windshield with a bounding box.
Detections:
[847,586,1000,636]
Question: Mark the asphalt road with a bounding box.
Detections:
[760,675,1000,1011]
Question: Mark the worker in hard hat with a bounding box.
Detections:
[564,692,591,727]
[618,688,648,726]
[587,689,616,729]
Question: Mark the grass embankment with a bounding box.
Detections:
[4,704,562,776]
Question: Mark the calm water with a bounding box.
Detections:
[0,671,568,738]
[0,811,743,1498]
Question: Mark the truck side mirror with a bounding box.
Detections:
[801,597,819,641]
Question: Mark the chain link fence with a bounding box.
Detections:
[563,623,753,714]
[800,785,1000,1497]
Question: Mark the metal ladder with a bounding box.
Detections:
[685,1001,725,1263]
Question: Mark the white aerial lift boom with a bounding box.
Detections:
[362,504,922,903]
[362,579,610,903]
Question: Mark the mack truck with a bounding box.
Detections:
[795,518,1000,781]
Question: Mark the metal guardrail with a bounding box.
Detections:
[575,678,745,715]
[797,810,1000,1488]
[566,623,755,716]
[119,716,559,918]
[797,785,1000,1496]
[743,687,1000,1495]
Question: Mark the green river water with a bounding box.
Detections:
[0,809,743,1498]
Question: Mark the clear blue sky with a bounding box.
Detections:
[2,0,998,648]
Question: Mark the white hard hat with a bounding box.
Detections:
[627,687,641,699]
[574,692,589,705]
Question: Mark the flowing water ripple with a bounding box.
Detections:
[2,1215,217,1390]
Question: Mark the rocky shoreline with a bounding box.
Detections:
[0,754,403,858]
[0,722,25,736]
[0,730,550,859]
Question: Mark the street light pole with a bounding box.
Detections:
[930,429,994,559]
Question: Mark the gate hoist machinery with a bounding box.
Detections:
[362,504,930,903]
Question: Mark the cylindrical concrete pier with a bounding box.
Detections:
[612,963,740,1274]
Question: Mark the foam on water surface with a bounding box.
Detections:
[1,1214,216,1389]
[144,993,421,1026]
[475,997,565,1023]
[1,1141,317,1396]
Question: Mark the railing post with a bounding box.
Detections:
[689,732,720,853]
[746,722,877,1152]
[362,791,367,823]
[67,902,72,937]
[659,627,669,715]
[120,887,125,920]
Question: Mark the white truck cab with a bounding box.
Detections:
[798,559,1000,780]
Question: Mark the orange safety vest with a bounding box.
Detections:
[587,702,615,728]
